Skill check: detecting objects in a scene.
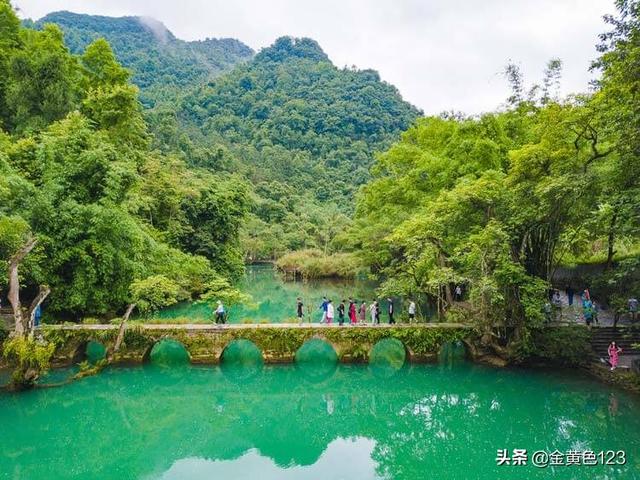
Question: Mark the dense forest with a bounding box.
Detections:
[32,12,421,260]
[347,0,640,358]
[0,1,248,322]
[31,11,254,108]
[0,0,639,367]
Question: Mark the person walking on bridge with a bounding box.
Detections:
[338,300,346,326]
[388,298,395,324]
[296,297,304,325]
[319,296,328,323]
[326,300,334,324]
[359,301,367,324]
[349,298,357,325]
[370,300,378,325]
[215,300,226,324]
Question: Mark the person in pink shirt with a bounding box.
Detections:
[348,298,357,324]
[608,341,622,371]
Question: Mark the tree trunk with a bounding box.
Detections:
[27,285,50,332]
[8,237,37,336]
[108,303,136,362]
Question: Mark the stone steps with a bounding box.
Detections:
[590,326,640,357]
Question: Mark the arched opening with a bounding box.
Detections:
[295,338,338,383]
[220,339,264,366]
[72,340,106,365]
[86,340,107,364]
[438,340,468,366]
[369,338,406,377]
[220,339,264,383]
[148,339,190,366]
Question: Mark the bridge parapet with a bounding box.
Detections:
[40,323,474,366]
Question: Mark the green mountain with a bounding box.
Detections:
[32,11,254,107]
[175,37,422,258]
[32,13,422,259]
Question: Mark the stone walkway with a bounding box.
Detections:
[550,290,636,327]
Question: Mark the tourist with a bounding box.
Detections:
[552,290,563,320]
[592,300,599,325]
[454,285,462,301]
[338,300,346,326]
[349,298,357,324]
[370,301,378,324]
[408,300,416,323]
[388,298,395,324]
[319,296,328,323]
[629,297,638,322]
[376,301,381,324]
[565,286,575,306]
[326,300,334,324]
[543,302,552,323]
[583,297,593,326]
[33,304,42,328]
[215,300,225,324]
[296,297,304,324]
[359,301,367,324]
[608,341,622,371]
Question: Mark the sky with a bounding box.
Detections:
[13,0,614,115]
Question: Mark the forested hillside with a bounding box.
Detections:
[0,1,248,319]
[33,12,422,260]
[172,37,421,259]
[30,11,254,107]
[349,0,640,357]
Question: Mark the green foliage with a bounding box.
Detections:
[174,36,419,259]
[34,11,254,108]
[0,4,249,320]
[275,249,364,279]
[529,327,593,365]
[3,335,56,387]
[199,276,252,308]
[130,275,181,314]
[351,27,638,357]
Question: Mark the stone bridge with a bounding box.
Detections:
[40,323,475,366]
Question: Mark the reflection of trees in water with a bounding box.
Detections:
[1,365,639,479]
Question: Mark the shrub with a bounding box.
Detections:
[3,335,56,389]
[529,327,592,365]
[276,249,364,279]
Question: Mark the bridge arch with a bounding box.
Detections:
[219,339,264,365]
[369,337,407,374]
[72,339,107,365]
[295,337,339,364]
[143,338,191,366]
[438,339,468,365]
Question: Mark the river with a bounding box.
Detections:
[155,264,390,323]
[0,359,639,479]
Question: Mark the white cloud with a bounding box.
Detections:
[13,0,614,114]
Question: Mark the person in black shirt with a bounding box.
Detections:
[296,297,304,324]
[338,300,346,326]
[388,298,395,324]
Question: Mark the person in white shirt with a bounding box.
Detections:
[326,300,334,324]
[408,300,416,323]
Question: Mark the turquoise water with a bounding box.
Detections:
[156,264,397,323]
[1,361,639,479]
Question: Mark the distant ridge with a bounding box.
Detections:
[33,11,254,106]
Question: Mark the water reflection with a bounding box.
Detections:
[369,338,406,378]
[155,438,377,480]
[0,364,639,480]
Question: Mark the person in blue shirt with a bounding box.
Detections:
[319,296,328,323]
[34,304,42,327]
